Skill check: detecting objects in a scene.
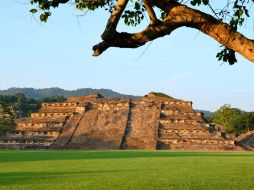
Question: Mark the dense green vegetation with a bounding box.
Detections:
[0,94,65,133]
[0,119,15,134]
[209,105,254,136]
[0,111,15,130]
[0,151,253,190]
[0,106,15,134]
[0,88,139,99]
[0,93,66,118]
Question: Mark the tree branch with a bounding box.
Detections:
[160,2,254,62]
[50,0,69,7]
[93,0,180,56]
[93,21,182,56]
[93,0,254,62]
[142,0,158,25]
[101,0,129,41]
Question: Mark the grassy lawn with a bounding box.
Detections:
[0,151,253,190]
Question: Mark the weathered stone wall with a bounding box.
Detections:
[0,102,76,149]
[123,100,161,150]
[155,97,238,151]
[66,94,104,104]
[66,99,130,149]
[236,130,254,150]
[51,112,85,149]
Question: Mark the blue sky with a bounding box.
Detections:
[0,1,254,111]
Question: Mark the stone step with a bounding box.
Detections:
[50,113,84,148]
[157,143,238,151]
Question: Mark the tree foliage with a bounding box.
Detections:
[209,105,254,136]
[0,94,66,133]
[0,105,16,134]
[0,93,66,118]
[28,0,254,64]
[0,118,16,134]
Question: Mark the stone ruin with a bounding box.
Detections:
[235,130,254,151]
[0,92,247,150]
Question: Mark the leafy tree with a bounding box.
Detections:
[0,105,16,134]
[0,94,66,118]
[28,0,254,64]
[0,118,16,134]
[0,94,66,133]
[241,112,254,132]
[209,105,254,136]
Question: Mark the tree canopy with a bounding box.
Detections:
[0,94,66,118]
[209,105,254,136]
[28,0,254,65]
[0,94,66,133]
[0,104,16,134]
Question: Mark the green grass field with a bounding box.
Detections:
[0,151,253,190]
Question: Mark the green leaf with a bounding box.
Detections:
[40,12,51,23]
[30,9,37,14]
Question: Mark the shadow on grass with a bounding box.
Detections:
[0,151,253,163]
[0,169,141,186]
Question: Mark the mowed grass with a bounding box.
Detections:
[0,151,253,190]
